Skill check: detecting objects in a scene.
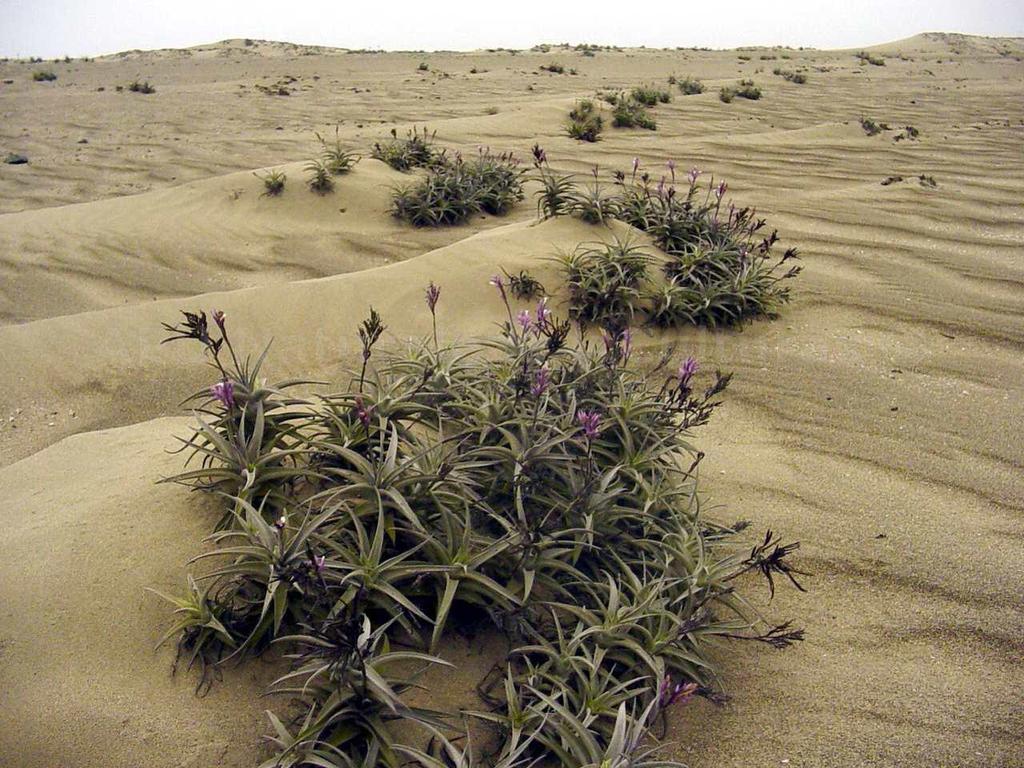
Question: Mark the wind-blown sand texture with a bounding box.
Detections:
[1,32,1022,767]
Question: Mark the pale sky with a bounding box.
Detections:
[1,0,1021,59]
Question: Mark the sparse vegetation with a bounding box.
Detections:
[678,76,705,95]
[371,127,438,172]
[611,96,657,130]
[721,79,762,102]
[860,117,889,136]
[417,61,429,71]
[500,267,545,300]
[128,79,156,94]
[630,84,671,106]
[773,68,807,84]
[256,169,286,196]
[566,99,603,142]
[391,149,525,226]
[539,62,565,74]
[856,51,886,66]
[305,159,334,194]
[316,127,360,174]
[32,70,57,82]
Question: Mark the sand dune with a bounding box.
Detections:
[1,33,1022,768]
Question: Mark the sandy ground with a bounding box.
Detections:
[1,32,1022,767]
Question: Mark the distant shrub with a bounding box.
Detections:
[127,79,156,94]
[316,127,359,174]
[631,83,671,106]
[417,61,429,71]
[371,126,438,171]
[566,99,603,142]
[255,169,286,196]
[391,149,525,226]
[773,69,807,84]
[612,98,656,130]
[859,117,888,136]
[719,87,735,103]
[738,54,751,61]
[305,159,334,194]
[856,51,886,66]
[539,62,565,73]
[678,76,705,95]
[893,125,920,142]
[735,79,762,99]
[32,70,57,82]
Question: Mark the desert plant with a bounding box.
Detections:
[156,293,804,767]
[305,159,335,194]
[855,51,886,66]
[678,76,705,95]
[391,149,525,226]
[557,236,652,327]
[128,79,156,93]
[612,98,656,130]
[859,117,888,136]
[719,87,735,103]
[500,267,545,300]
[566,99,603,142]
[32,70,57,82]
[256,169,286,196]
[417,61,429,71]
[773,69,807,84]
[631,84,671,106]
[540,62,565,73]
[371,126,438,172]
[316,127,360,175]
[735,79,762,99]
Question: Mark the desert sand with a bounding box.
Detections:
[1,32,1022,767]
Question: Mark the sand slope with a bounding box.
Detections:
[1,32,1023,768]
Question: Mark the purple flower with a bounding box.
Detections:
[425,282,441,313]
[313,553,326,574]
[489,274,507,300]
[620,327,632,361]
[211,309,227,334]
[657,178,665,197]
[659,675,698,708]
[211,379,235,409]
[632,157,640,174]
[576,409,601,440]
[687,167,700,185]
[274,514,287,530]
[666,159,676,173]
[531,366,549,398]
[716,180,728,200]
[516,310,532,333]
[535,297,551,328]
[678,356,699,387]
[353,396,373,429]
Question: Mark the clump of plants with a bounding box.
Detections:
[316,127,360,175]
[566,99,603,142]
[532,153,802,327]
[859,117,890,136]
[371,126,438,172]
[155,292,804,767]
[305,159,334,194]
[391,148,525,226]
[772,68,807,84]
[720,80,762,102]
[500,267,545,299]
[678,76,705,95]
[32,70,57,82]
[855,50,886,66]
[417,61,429,71]
[893,125,920,142]
[255,168,286,196]
[128,79,156,93]
[612,96,657,130]
[630,83,671,106]
[558,236,651,327]
[539,62,565,73]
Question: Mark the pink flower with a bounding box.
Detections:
[687,167,700,185]
[274,514,287,530]
[211,379,234,409]
[535,297,551,327]
[516,310,532,333]
[576,409,601,440]
[489,274,507,301]
[211,309,227,333]
[678,356,699,387]
[313,554,326,574]
[632,157,640,174]
[353,396,373,429]
[666,159,676,173]
[716,180,728,200]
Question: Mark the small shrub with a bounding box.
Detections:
[371,126,437,172]
[612,98,656,130]
[255,169,286,196]
[417,61,429,71]
[735,79,762,99]
[719,87,735,103]
[531,145,577,219]
[678,76,705,95]
[774,69,806,84]
[391,149,525,226]
[894,125,920,141]
[305,159,334,194]
[558,236,652,328]
[501,267,545,300]
[128,79,156,94]
[316,127,359,174]
[860,117,885,136]
[631,83,671,106]
[539,62,565,74]
[566,99,603,142]
[856,51,886,66]
[32,70,57,82]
